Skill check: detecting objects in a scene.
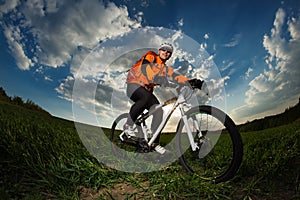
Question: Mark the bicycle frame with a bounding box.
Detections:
[134,86,201,151]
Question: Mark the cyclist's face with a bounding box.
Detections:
[159,49,172,61]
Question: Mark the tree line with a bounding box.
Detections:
[0,87,50,115]
[238,97,300,132]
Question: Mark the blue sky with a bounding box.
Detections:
[0,0,300,127]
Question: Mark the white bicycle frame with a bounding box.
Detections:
[142,86,202,151]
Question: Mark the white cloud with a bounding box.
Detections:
[262,8,288,62]
[231,8,300,123]
[223,33,241,47]
[3,24,33,70]
[200,42,207,50]
[44,76,53,82]
[204,33,209,39]
[55,75,74,102]
[0,0,142,70]
[178,18,184,27]
[245,67,253,79]
[221,60,235,72]
[289,16,300,40]
[0,0,19,16]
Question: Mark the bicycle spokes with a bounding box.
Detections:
[177,105,243,183]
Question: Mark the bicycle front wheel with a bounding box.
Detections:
[176,105,243,183]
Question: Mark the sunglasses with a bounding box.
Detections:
[159,48,172,53]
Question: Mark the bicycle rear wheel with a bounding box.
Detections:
[176,105,243,183]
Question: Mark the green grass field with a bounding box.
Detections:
[0,101,299,199]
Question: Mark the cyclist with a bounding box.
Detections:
[125,42,203,155]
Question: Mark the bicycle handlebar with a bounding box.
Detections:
[145,79,206,98]
[146,80,202,89]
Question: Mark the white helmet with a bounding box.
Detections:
[159,42,173,53]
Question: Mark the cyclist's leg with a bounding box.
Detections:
[126,84,155,125]
[126,84,163,143]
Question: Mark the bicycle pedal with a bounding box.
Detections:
[121,135,138,145]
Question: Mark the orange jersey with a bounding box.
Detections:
[127,51,189,87]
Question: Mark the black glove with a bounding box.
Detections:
[188,78,204,89]
[153,76,169,87]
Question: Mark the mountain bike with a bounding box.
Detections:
[110,82,243,183]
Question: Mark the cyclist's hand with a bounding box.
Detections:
[188,78,204,89]
[144,83,156,92]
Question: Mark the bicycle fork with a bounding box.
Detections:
[181,115,200,151]
[179,103,201,151]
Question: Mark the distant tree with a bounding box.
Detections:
[0,86,50,114]
[24,99,46,112]
[238,100,300,132]
[0,87,10,102]
[24,99,35,109]
[11,96,24,106]
[0,87,6,96]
